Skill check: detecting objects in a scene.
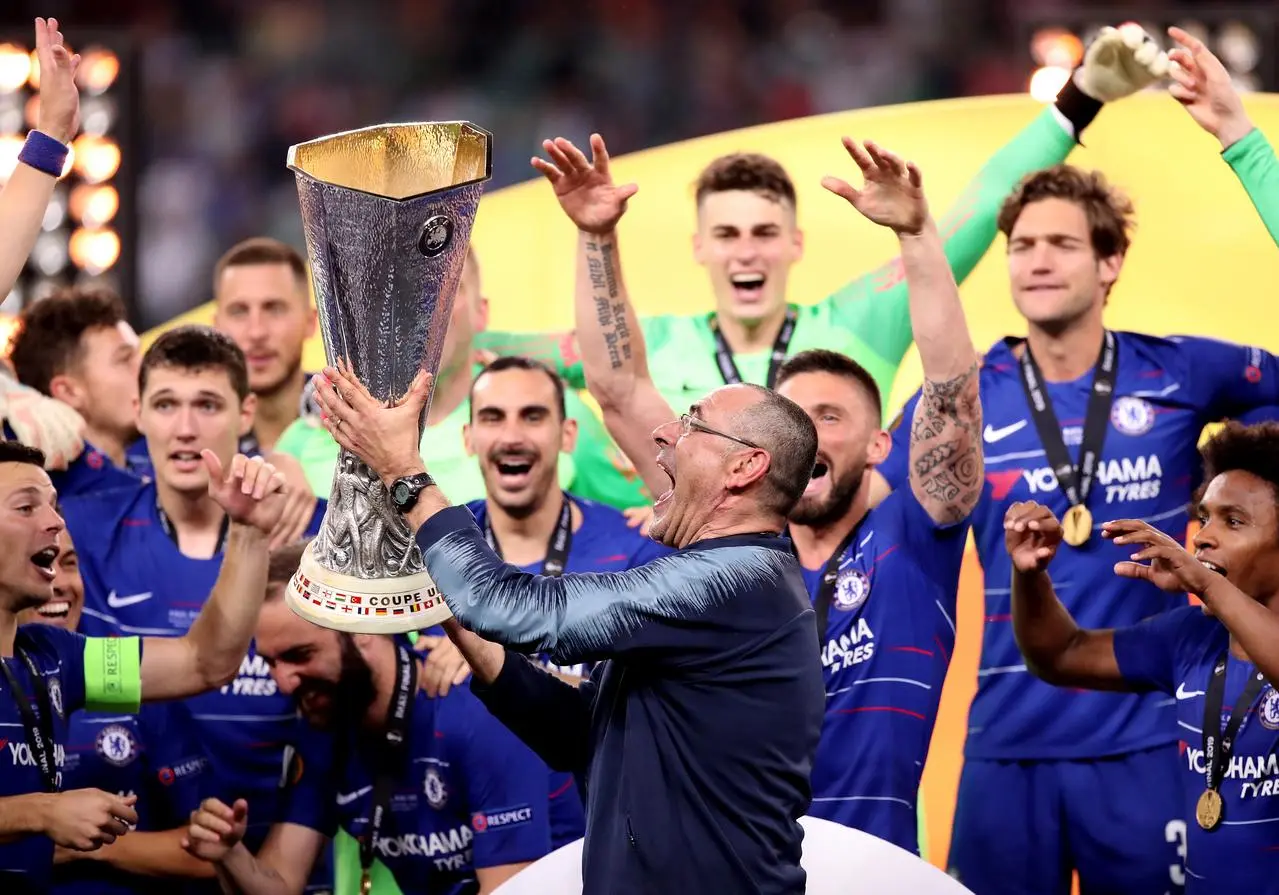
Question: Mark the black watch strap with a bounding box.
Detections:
[390,472,435,512]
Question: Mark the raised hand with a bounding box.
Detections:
[821,138,928,236]
[1103,519,1220,595]
[33,17,81,143]
[1004,501,1064,573]
[204,451,288,535]
[183,797,248,864]
[44,789,137,851]
[1075,23,1170,103]
[1167,26,1254,148]
[312,359,431,485]
[532,134,638,235]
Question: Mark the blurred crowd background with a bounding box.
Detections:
[0,0,1276,330]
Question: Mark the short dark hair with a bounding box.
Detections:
[1198,421,1279,526]
[8,286,127,395]
[733,384,818,517]
[469,356,567,421]
[774,349,884,422]
[140,325,250,401]
[214,237,308,295]
[0,442,47,469]
[997,165,1135,259]
[268,538,312,588]
[695,153,797,210]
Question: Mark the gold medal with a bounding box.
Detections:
[1196,788,1224,831]
[1062,504,1093,547]
[360,870,373,895]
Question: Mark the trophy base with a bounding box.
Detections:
[285,542,454,634]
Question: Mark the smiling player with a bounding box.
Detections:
[1005,420,1279,892]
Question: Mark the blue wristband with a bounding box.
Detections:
[17,130,69,178]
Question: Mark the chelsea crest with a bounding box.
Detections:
[424,766,448,809]
[833,568,870,612]
[1259,688,1279,731]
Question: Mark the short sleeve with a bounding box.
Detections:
[137,702,213,827]
[1174,336,1279,419]
[278,722,340,837]
[1112,607,1198,695]
[451,690,553,868]
[878,390,919,491]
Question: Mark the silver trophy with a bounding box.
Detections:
[284,121,492,634]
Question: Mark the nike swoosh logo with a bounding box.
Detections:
[336,785,372,806]
[106,591,153,609]
[984,421,1028,443]
[1176,683,1205,700]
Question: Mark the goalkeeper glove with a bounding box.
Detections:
[0,373,86,470]
[1076,23,1170,103]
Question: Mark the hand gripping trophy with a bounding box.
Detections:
[284,122,492,634]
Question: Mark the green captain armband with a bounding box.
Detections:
[83,636,142,713]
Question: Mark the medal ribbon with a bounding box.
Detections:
[1015,331,1118,518]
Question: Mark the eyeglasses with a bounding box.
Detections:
[679,413,761,450]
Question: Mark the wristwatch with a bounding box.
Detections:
[388,472,435,513]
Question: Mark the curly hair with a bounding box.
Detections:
[997,165,1135,259]
[1198,420,1279,518]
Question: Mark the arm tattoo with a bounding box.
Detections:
[909,362,982,524]
[584,237,632,371]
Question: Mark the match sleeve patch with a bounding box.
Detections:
[83,636,142,713]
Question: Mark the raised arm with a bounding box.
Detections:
[1166,26,1279,248]
[817,25,1169,391]
[1006,502,1129,690]
[0,19,80,297]
[139,452,287,701]
[530,135,674,498]
[823,140,982,524]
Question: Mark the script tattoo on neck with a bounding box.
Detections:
[584,235,632,370]
[909,361,982,524]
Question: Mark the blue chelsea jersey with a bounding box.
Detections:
[1114,608,1279,893]
[60,480,325,848]
[44,440,142,500]
[462,494,670,848]
[799,486,968,855]
[880,332,1279,760]
[282,682,554,895]
[52,704,211,895]
[0,626,89,893]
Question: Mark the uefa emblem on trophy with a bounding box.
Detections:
[284,121,492,634]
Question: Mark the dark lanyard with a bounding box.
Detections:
[157,500,230,556]
[709,305,798,388]
[0,644,60,793]
[360,644,417,885]
[790,516,867,648]
[1202,654,1267,796]
[484,495,574,577]
[1015,330,1118,509]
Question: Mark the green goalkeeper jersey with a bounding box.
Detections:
[480,107,1078,421]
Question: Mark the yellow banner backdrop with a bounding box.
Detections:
[145,92,1279,870]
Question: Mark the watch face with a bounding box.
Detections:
[392,481,410,504]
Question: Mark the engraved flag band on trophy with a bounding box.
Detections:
[284,121,493,635]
